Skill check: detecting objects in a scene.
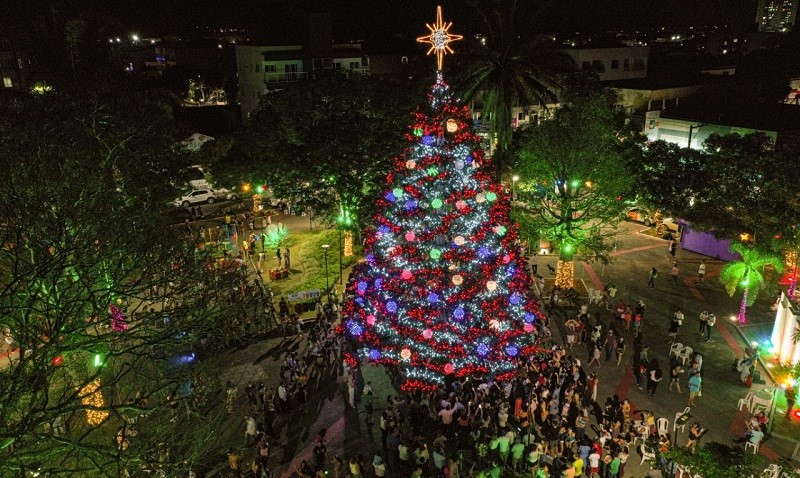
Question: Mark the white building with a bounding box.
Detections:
[236,43,368,120]
[558,46,649,82]
[757,0,798,32]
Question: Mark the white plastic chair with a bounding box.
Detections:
[639,443,656,465]
[669,342,684,357]
[674,407,691,434]
[745,436,762,454]
[631,426,649,447]
[763,464,781,478]
[751,395,773,413]
[738,392,755,411]
[677,346,693,365]
[657,417,670,437]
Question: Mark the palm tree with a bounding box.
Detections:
[719,243,783,324]
[450,0,574,180]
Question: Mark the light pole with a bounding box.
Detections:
[512,175,520,201]
[321,244,330,298]
[687,123,708,149]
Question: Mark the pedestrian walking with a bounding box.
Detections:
[647,267,658,288]
[668,365,684,393]
[276,248,282,265]
[603,330,617,361]
[284,247,291,269]
[698,310,709,336]
[668,239,677,259]
[669,309,684,339]
[615,337,626,366]
[647,361,662,396]
[697,260,706,284]
[531,252,538,275]
[705,313,716,342]
[687,373,702,406]
[589,343,601,368]
[670,262,679,284]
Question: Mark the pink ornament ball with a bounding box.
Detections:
[366,314,376,325]
[456,200,467,210]
[404,231,416,241]
[422,328,433,339]
[524,323,534,332]
[401,270,413,280]
[444,363,455,374]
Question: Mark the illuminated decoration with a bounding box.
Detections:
[340,69,542,390]
[445,118,459,133]
[555,260,575,289]
[109,304,127,332]
[79,379,109,426]
[51,356,63,366]
[406,160,417,169]
[416,6,463,70]
[343,231,354,257]
[772,292,800,365]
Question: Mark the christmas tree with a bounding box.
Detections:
[341,69,542,391]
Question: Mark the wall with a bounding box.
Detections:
[559,46,649,81]
[646,117,778,149]
[679,227,740,261]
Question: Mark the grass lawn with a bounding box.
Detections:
[259,228,361,300]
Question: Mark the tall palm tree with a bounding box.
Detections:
[451,0,574,180]
[719,243,783,324]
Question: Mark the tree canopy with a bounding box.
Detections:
[513,89,639,263]
[635,133,800,250]
[0,92,247,475]
[213,73,420,227]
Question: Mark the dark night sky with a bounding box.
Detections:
[7,0,760,38]
[121,0,758,34]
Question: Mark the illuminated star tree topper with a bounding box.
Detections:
[416,5,463,70]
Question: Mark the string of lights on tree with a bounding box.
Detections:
[340,60,542,390]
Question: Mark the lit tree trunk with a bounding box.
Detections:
[555,248,575,290]
[738,288,749,324]
[343,230,354,257]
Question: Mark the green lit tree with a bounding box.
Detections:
[513,89,637,288]
[719,243,783,324]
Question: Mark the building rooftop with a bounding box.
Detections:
[660,101,800,133]
[606,77,701,90]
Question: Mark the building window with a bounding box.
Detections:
[401,56,409,64]
[265,64,276,73]
[349,61,360,70]
[633,58,646,71]
[623,59,631,71]
[581,61,591,70]
[611,59,619,69]
[255,64,260,73]
[2,77,12,88]
[592,60,605,72]
[517,112,525,121]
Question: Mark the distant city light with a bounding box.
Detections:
[131,34,139,42]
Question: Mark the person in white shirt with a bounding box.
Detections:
[372,455,386,477]
[697,260,706,284]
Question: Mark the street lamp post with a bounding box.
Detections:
[321,244,330,298]
[512,175,520,201]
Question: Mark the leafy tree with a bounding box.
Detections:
[0,92,249,476]
[635,133,800,249]
[664,442,766,478]
[719,243,783,324]
[513,89,636,287]
[214,73,419,229]
[450,0,574,179]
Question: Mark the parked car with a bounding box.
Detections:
[625,206,655,226]
[214,188,240,201]
[661,217,680,233]
[174,189,219,207]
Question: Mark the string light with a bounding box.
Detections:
[80,379,109,426]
